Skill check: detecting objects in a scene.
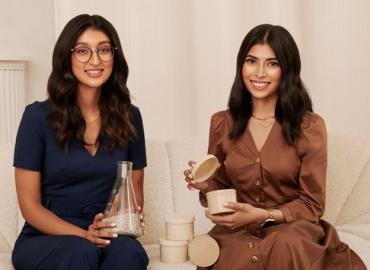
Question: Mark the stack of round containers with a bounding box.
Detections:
[160,214,195,263]
[160,155,222,265]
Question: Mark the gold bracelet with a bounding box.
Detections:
[267,209,275,220]
[260,209,276,228]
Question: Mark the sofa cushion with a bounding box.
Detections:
[166,138,213,235]
[0,144,18,253]
[338,223,370,241]
[0,253,13,270]
[336,155,370,225]
[139,139,175,245]
[323,134,370,225]
[337,230,370,267]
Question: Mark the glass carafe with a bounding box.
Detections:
[104,161,142,237]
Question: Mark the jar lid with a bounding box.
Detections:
[192,154,220,182]
[160,238,188,247]
[165,214,195,224]
[188,234,220,267]
[207,189,236,196]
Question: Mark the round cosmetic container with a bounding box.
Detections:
[206,189,237,214]
[165,214,195,240]
[160,238,189,263]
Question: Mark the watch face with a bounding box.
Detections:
[261,219,276,228]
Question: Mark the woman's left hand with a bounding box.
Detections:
[205,202,266,230]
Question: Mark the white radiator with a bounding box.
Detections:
[0,60,26,144]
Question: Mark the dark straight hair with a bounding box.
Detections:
[47,14,135,152]
[228,24,312,145]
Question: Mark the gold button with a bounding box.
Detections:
[248,242,254,248]
[256,157,260,163]
[251,255,258,263]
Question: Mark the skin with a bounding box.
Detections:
[242,43,281,112]
[244,43,281,152]
[184,44,286,229]
[15,28,145,248]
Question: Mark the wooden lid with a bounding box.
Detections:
[165,214,195,224]
[188,234,220,267]
[192,154,220,182]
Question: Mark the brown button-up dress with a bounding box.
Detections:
[198,111,366,270]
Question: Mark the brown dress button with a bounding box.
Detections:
[255,179,261,186]
[248,242,254,248]
[251,255,258,263]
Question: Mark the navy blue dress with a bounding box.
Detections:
[12,101,149,270]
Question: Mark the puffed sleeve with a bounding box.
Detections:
[278,112,327,223]
[128,105,147,170]
[199,110,231,207]
[13,102,46,171]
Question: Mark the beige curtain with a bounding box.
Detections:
[2,0,369,140]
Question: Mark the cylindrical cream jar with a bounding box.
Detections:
[165,214,195,240]
[206,189,237,214]
[160,238,188,263]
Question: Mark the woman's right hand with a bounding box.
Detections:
[86,213,118,248]
[183,160,210,192]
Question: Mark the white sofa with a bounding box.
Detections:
[1,134,370,269]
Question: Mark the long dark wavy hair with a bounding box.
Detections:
[47,14,135,152]
[228,24,312,145]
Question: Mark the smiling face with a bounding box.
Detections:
[242,43,282,103]
[71,28,114,92]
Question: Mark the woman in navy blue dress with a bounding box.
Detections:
[12,14,148,270]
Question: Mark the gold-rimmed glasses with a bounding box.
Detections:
[70,46,117,63]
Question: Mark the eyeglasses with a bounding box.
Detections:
[70,46,117,63]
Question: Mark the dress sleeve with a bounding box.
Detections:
[278,112,327,223]
[13,102,45,171]
[199,111,230,207]
[128,106,147,170]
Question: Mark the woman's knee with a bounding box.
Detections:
[266,223,303,248]
[103,236,148,265]
[64,236,98,258]
[108,236,146,255]
[12,235,99,270]
[57,236,99,269]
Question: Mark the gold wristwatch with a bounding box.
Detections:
[261,209,276,228]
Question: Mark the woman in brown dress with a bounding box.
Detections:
[184,24,366,270]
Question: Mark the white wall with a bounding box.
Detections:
[300,1,370,138]
[1,0,369,141]
[54,0,197,139]
[191,0,304,137]
[0,0,54,103]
